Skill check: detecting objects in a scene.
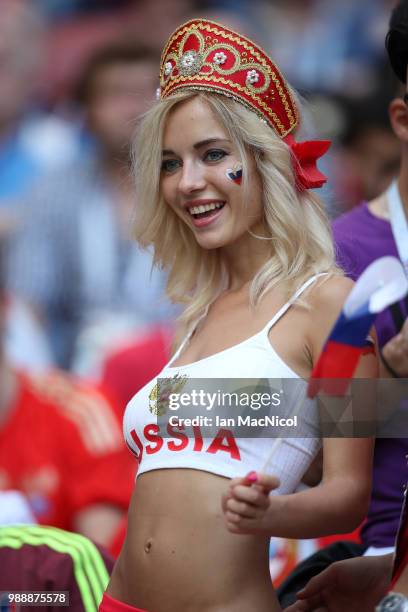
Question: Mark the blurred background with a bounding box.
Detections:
[0,0,401,375]
[0,0,402,577]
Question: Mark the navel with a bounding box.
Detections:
[144,538,153,554]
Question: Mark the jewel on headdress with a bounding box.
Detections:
[246,69,260,85]
[213,51,227,65]
[179,50,203,76]
[155,87,161,100]
[181,52,195,67]
[164,61,173,76]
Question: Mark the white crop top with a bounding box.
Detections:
[124,274,324,495]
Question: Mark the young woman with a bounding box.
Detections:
[101,19,377,612]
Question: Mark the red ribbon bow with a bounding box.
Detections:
[283,135,331,191]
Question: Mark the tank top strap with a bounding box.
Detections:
[167,305,210,366]
[261,272,329,335]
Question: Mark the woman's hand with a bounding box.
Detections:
[222,471,280,534]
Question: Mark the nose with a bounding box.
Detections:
[178,160,206,195]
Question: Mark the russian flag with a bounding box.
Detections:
[308,256,408,398]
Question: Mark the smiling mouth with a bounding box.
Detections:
[188,202,225,219]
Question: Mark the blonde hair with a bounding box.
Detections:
[133,90,341,333]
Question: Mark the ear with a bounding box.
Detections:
[389,97,408,143]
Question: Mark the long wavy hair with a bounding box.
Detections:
[132,90,341,335]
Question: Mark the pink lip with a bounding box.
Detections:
[191,207,224,228]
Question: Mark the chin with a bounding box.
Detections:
[194,232,230,250]
[195,239,223,250]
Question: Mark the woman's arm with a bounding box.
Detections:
[222,402,373,539]
[223,276,377,538]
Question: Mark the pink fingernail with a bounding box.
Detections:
[246,471,258,483]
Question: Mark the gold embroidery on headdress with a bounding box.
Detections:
[159,20,297,137]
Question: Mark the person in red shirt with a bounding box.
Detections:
[100,326,172,414]
[0,242,135,550]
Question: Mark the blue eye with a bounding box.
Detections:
[204,149,227,162]
[161,159,181,173]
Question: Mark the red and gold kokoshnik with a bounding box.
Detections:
[159,18,298,138]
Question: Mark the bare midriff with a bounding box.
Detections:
[107,469,280,612]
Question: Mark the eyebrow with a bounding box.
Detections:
[162,137,230,156]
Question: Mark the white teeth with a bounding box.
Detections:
[188,202,224,215]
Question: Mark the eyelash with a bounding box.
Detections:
[204,149,227,162]
[161,149,228,173]
[161,159,180,173]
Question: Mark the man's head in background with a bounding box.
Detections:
[386,0,408,85]
[75,43,158,162]
[385,0,408,163]
[338,91,401,205]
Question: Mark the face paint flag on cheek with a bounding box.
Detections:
[226,164,243,185]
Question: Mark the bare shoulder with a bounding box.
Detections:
[307,274,354,315]
[305,275,354,360]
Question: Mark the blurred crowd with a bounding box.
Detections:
[1,0,401,372]
[0,0,404,599]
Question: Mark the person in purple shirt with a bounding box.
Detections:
[332,0,408,553]
[333,203,408,552]
[333,202,407,350]
[278,0,408,607]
